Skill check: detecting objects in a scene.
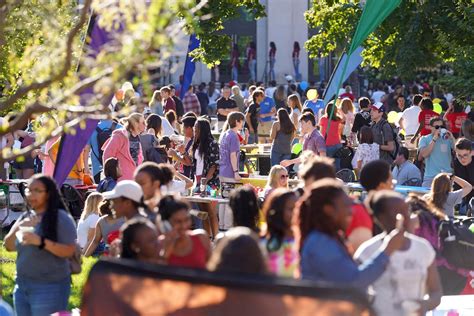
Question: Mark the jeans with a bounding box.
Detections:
[271,151,291,166]
[293,58,301,81]
[326,144,343,171]
[248,133,258,144]
[14,277,71,316]
[249,60,256,81]
[232,66,238,82]
[269,58,275,81]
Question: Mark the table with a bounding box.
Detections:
[183,195,229,205]
[241,177,301,189]
[428,295,474,315]
[346,182,429,195]
[240,144,272,153]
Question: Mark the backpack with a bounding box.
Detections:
[438,217,474,270]
[93,122,117,165]
[382,121,401,160]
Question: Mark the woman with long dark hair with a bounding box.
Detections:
[228,186,260,232]
[231,43,240,82]
[4,175,77,315]
[299,179,405,288]
[268,42,277,81]
[261,189,298,278]
[273,85,287,111]
[140,114,164,163]
[270,108,295,166]
[292,41,300,81]
[319,101,343,170]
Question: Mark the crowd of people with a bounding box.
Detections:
[1,77,474,315]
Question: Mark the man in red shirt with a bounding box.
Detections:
[411,97,439,144]
[160,86,176,114]
[444,99,468,138]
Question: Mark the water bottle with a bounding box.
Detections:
[0,190,6,209]
[200,179,207,197]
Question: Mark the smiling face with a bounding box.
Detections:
[134,171,160,200]
[277,169,289,188]
[169,209,192,236]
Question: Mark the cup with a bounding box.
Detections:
[200,179,207,197]
[16,226,35,242]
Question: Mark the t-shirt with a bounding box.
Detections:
[260,97,275,123]
[418,109,439,136]
[246,102,260,131]
[129,134,140,166]
[77,213,100,248]
[441,190,464,217]
[346,203,373,237]
[172,96,184,117]
[219,129,240,178]
[260,237,299,278]
[392,161,422,185]
[319,117,341,146]
[195,149,204,176]
[371,119,394,164]
[217,97,238,121]
[400,106,421,135]
[351,110,371,135]
[16,210,77,282]
[303,129,326,155]
[454,158,474,203]
[160,116,175,136]
[303,99,325,120]
[355,233,435,316]
[446,112,468,134]
[163,97,176,113]
[419,134,453,179]
[88,120,122,177]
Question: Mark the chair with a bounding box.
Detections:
[335,168,356,183]
[402,178,422,187]
[61,184,85,220]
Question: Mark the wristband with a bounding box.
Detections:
[38,236,45,250]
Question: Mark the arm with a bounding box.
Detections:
[347,228,372,253]
[419,262,442,314]
[452,175,473,197]
[83,145,91,174]
[230,151,240,180]
[174,172,194,189]
[398,117,405,132]
[245,111,255,133]
[411,121,424,143]
[380,140,395,152]
[3,218,25,251]
[419,137,438,160]
[269,122,278,141]
[280,157,301,167]
[21,233,75,257]
[84,221,103,256]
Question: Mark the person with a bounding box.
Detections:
[392,147,421,186]
[247,41,257,82]
[411,98,439,144]
[120,217,160,263]
[287,94,302,129]
[245,89,265,144]
[77,192,103,250]
[355,191,442,316]
[263,165,289,199]
[97,157,121,193]
[229,186,260,233]
[292,41,301,81]
[158,195,211,269]
[219,112,244,183]
[352,126,379,177]
[298,155,336,187]
[273,85,287,111]
[270,108,295,166]
[280,112,326,168]
[370,102,396,165]
[351,97,372,140]
[268,42,276,81]
[160,86,176,114]
[11,125,35,180]
[207,226,267,274]
[167,115,196,178]
[139,114,162,163]
[418,117,455,187]
[260,189,298,278]
[182,85,201,115]
[339,85,355,102]
[257,89,277,143]
[303,90,325,120]
[453,138,474,215]
[423,173,472,217]
[165,110,179,133]
[102,113,145,181]
[133,162,165,220]
[196,83,209,115]
[444,99,468,138]
[169,85,185,119]
[158,163,193,195]
[230,43,240,82]
[231,85,245,113]
[391,95,406,113]
[319,101,343,169]
[299,179,405,288]
[149,90,164,116]
[371,83,386,104]
[216,86,239,131]
[84,199,125,257]
[461,119,474,142]
[359,159,394,192]
[103,180,146,220]
[207,81,220,116]
[4,175,77,315]
[340,98,355,146]
[399,94,422,141]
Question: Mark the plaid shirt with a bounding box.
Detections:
[183,92,201,115]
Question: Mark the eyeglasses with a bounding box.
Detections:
[280,174,289,179]
[25,188,47,195]
[456,153,471,160]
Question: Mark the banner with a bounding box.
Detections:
[179,34,201,100]
[323,46,364,105]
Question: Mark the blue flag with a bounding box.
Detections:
[180,34,200,99]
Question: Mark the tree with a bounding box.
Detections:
[0,0,265,163]
[305,0,474,98]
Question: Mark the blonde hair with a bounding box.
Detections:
[81,192,103,221]
[340,98,354,113]
[121,112,143,133]
[231,85,241,97]
[288,94,302,112]
[266,165,288,189]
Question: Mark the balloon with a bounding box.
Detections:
[299,81,309,91]
[306,89,318,100]
[115,89,124,101]
[122,81,134,91]
[292,143,303,155]
[433,98,441,104]
[433,103,442,114]
[387,111,399,124]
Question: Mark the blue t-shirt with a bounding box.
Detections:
[260,96,275,123]
[304,99,325,118]
[88,120,122,177]
[419,134,453,179]
[219,130,240,178]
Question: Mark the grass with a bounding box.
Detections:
[1,245,97,310]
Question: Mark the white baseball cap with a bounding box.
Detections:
[103,180,143,203]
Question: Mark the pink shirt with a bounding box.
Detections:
[43,136,60,176]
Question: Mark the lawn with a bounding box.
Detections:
[0,245,97,311]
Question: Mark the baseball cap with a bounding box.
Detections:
[370,102,385,112]
[103,180,143,203]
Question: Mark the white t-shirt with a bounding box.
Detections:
[161,180,187,196]
[400,106,421,135]
[265,87,277,98]
[195,149,204,176]
[354,233,435,316]
[77,213,100,248]
[372,90,386,103]
[160,116,175,136]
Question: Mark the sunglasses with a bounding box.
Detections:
[432,125,444,129]
[280,174,289,179]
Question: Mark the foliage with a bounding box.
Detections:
[305,0,474,98]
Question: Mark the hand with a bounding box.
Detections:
[176,144,185,154]
[280,160,291,167]
[383,214,405,256]
[108,239,122,258]
[249,128,255,134]
[234,172,242,181]
[410,137,416,144]
[167,148,178,159]
[21,232,41,246]
[244,128,249,138]
[19,216,40,228]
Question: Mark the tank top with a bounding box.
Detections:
[168,234,207,269]
[272,130,293,154]
[98,216,125,243]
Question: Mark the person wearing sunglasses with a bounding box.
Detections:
[263,165,289,199]
[453,138,474,215]
[419,117,455,187]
